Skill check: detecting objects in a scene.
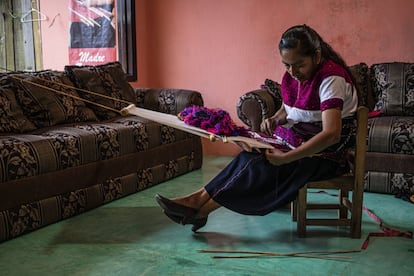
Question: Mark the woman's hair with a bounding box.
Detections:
[279,25,349,71]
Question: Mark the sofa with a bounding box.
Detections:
[0,62,204,242]
[237,62,414,203]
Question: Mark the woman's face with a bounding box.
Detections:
[280,47,321,82]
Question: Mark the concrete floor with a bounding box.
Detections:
[0,156,413,276]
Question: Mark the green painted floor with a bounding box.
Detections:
[0,156,413,276]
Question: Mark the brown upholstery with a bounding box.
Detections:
[0,71,204,242]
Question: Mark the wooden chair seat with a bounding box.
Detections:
[291,106,369,238]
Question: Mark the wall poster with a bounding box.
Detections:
[68,0,117,66]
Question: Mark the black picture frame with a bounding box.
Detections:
[116,0,137,81]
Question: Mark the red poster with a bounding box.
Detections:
[68,0,117,66]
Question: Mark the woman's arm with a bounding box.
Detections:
[235,105,287,152]
[265,108,342,165]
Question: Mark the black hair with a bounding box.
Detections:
[278,25,349,72]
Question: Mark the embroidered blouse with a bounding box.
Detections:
[281,59,358,124]
[276,60,358,165]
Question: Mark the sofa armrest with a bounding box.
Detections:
[134,88,204,115]
[236,88,282,132]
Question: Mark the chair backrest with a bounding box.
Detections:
[353,106,369,187]
[350,105,369,236]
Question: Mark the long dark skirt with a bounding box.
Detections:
[204,151,343,216]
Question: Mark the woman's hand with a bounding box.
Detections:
[264,108,343,166]
[265,148,291,165]
[260,106,287,136]
[260,118,278,136]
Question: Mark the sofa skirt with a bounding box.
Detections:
[0,137,202,242]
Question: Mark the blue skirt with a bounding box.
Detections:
[204,151,342,216]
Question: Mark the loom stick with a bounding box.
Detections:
[120,104,274,149]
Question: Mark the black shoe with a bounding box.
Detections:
[155,194,208,232]
[163,211,184,224]
[191,216,208,232]
[155,194,197,218]
[164,210,208,232]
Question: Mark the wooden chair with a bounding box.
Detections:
[291,106,369,238]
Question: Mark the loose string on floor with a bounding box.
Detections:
[198,249,360,260]
[311,190,413,250]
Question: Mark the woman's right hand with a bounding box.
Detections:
[260,106,287,136]
[260,117,278,136]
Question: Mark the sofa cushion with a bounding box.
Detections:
[0,115,191,182]
[367,116,414,154]
[3,71,98,128]
[0,84,36,133]
[348,63,375,109]
[260,78,282,103]
[371,62,414,116]
[65,62,136,120]
[134,88,204,114]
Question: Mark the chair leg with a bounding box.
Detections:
[291,200,297,221]
[297,185,307,238]
[351,189,363,238]
[339,189,348,219]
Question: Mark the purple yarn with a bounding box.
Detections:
[178,106,245,136]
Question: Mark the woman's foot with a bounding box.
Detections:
[190,216,208,232]
[155,194,208,232]
[163,211,183,224]
[163,211,208,232]
[155,194,197,217]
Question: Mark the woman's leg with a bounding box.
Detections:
[168,188,221,218]
[158,151,263,213]
[197,198,221,218]
[156,151,264,230]
[156,189,220,232]
[170,188,212,210]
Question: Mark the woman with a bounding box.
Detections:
[155,25,358,232]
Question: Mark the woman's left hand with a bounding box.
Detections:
[265,148,291,165]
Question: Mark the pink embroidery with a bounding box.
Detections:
[273,125,303,148]
[281,60,353,111]
[320,98,343,111]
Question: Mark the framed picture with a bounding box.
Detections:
[68,0,137,81]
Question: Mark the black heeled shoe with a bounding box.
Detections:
[155,194,208,232]
[163,211,184,224]
[164,211,208,232]
[155,194,197,218]
[190,216,208,232]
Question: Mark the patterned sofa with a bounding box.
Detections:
[237,62,414,203]
[0,62,204,242]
